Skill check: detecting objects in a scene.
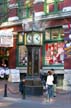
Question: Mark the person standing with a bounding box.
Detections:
[19,79,26,99]
[51,69,57,97]
[46,70,54,102]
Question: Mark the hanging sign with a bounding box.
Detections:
[0,28,13,47]
[0,36,13,47]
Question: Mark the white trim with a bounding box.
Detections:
[34,0,44,3]
[62,7,71,12]
[63,24,71,29]
[35,12,45,21]
[8,3,18,9]
[0,20,22,28]
[42,66,64,70]
[8,16,19,22]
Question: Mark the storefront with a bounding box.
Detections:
[42,27,64,87]
[0,28,13,67]
[40,17,71,89]
[0,24,22,79]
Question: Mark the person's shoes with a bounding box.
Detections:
[49,99,55,103]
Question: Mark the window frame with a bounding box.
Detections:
[43,27,64,66]
[44,0,64,14]
[17,0,33,19]
[16,33,27,67]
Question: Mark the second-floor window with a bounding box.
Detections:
[45,0,64,14]
[0,0,8,22]
[17,0,33,19]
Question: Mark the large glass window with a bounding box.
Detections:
[45,28,64,40]
[51,29,64,40]
[17,33,28,66]
[45,42,64,65]
[0,48,9,67]
[44,28,64,65]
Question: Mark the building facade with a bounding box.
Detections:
[0,0,71,89]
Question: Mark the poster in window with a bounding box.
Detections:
[45,42,64,65]
[64,29,71,69]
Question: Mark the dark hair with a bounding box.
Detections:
[48,70,52,75]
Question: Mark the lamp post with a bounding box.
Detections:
[4,73,7,97]
[3,66,8,97]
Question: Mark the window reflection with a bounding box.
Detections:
[51,29,59,40]
[45,42,64,65]
[51,29,64,40]
[18,33,23,43]
[45,30,50,40]
[45,29,64,40]
[19,46,27,66]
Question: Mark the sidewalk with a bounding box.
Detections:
[0,93,71,108]
[0,80,71,107]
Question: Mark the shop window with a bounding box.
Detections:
[17,32,28,66]
[18,33,24,43]
[45,28,64,40]
[0,48,9,57]
[51,29,64,40]
[44,28,64,65]
[0,48,9,67]
[45,42,64,65]
[18,45,28,66]
[45,30,50,40]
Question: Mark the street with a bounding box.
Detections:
[0,91,71,108]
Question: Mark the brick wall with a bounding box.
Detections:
[34,2,44,12]
[8,25,23,69]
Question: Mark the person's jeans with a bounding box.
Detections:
[48,85,53,99]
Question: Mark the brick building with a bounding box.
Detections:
[0,0,71,89]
